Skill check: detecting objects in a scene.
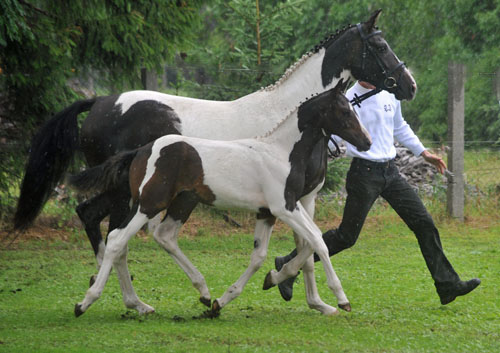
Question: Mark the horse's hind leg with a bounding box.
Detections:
[75,207,148,317]
[75,192,112,269]
[78,187,131,287]
[152,192,211,306]
[107,186,133,235]
[212,216,275,314]
[114,244,155,314]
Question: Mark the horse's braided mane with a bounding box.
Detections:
[257,106,299,139]
[260,24,356,92]
[256,24,356,138]
[257,90,324,139]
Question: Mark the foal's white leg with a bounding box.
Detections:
[147,212,163,235]
[213,218,274,313]
[114,246,155,314]
[153,215,211,307]
[296,193,338,314]
[75,210,148,317]
[266,204,349,314]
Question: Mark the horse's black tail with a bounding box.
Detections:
[14,98,97,231]
[68,150,137,196]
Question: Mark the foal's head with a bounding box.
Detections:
[301,79,372,152]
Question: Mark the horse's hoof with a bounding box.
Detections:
[74,303,85,317]
[262,270,275,290]
[338,302,351,312]
[89,275,96,287]
[199,297,211,308]
[211,300,221,318]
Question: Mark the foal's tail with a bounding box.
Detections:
[68,150,137,196]
[14,99,97,231]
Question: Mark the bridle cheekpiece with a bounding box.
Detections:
[351,23,406,108]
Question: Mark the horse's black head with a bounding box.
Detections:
[306,79,372,152]
[321,9,417,101]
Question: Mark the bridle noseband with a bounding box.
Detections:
[351,23,406,108]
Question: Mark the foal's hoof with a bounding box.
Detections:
[338,302,352,312]
[199,296,211,308]
[89,275,96,287]
[74,303,85,317]
[262,271,276,290]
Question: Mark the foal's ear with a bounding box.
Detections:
[340,78,350,92]
[333,78,349,94]
[364,9,382,31]
[333,78,345,94]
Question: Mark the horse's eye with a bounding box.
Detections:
[377,45,387,53]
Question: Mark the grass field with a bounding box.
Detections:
[1,150,499,352]
[1,207,499,352]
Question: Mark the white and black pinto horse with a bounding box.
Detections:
[15,10,416,280]
[70,79,372,317]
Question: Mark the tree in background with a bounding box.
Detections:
[1,0,498,221]
[0,0,204,220]
[176,0,499,144]
[173,0,306,100]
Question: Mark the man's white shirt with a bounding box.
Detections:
[330,81,425,162]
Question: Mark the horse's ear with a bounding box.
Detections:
[364,9,382,31]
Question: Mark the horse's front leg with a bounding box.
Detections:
[296,192,342,314]
[212,216,276,315]
[75,210,148,317]
[264,204,349,315]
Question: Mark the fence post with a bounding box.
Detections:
[447,62,465,221]
[141,68,159,91]
[495,68,500,104]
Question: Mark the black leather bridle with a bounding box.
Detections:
[350,23,406,108]
[327,24,407,158]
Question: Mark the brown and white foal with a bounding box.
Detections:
[71,79,371,317]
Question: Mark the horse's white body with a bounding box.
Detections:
[75,84,369,317]
[115,52,347,140]
[91,51,351,267]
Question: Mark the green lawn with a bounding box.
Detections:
[1,215,498,352]
[1,148,499,352]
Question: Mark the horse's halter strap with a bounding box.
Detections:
[327,136,341,158]
[355,23,406,105]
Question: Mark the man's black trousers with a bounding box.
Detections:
[314,158,461,287]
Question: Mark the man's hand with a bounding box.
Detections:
[421,150,446,174]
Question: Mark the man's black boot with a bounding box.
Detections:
[274,256,298,301]
[437,278,481,305]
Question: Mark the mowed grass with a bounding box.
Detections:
[1,149,499,352]
[1,211,498,353]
